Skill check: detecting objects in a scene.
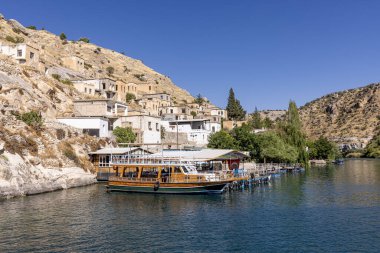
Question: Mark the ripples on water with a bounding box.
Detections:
[0,159,379,253]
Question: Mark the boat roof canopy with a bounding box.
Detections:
[150,149,249,162]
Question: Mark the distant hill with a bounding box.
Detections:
[299,83,380,148]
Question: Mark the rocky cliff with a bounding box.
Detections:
[299,83,380,148]
[0,14,201,198]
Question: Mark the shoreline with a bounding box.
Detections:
[0,152,97,199]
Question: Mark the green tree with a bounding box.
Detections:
[190,111,197,117]
[249,107,263,129]
[208,131,236,149]
[262,117,274,129]
[226,88,246,120]
[308,136,339,160]
[230,124,257,153]
[125,93,136,103]
[256,131,298,163]
[26,26,37,30]
[194,94,205,105]
[280,100,309,166]
[364,132,380,158]
[78,37,90,43]
[113,127,136,144]
[160,126,166,140]
[59,33,67,40]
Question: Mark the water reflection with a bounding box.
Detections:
[0,160,379,253]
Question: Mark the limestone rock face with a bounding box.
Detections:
[299,83,380,147]
[0,152,96,198]
[7,19,29,35]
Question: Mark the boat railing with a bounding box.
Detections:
[110,154,192,165]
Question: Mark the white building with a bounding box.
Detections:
[72,78,116,99]
[0,43,39,65]
[57,117,110,138]
[210,107,228,119]
[114,115,161,144]
[161,119,211,146]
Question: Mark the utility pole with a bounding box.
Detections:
[176,120,179,149]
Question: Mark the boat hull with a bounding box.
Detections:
[107,181,229,195]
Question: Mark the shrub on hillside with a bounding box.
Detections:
[18,111,44,131]
[78,37,90,43]
[106,66,115,76]
[59,33,67,40]
[125,93,136,103]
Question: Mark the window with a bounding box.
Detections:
[149,86,151,91]
[148,121,152,130]
[17,50,22,57]
[156,123,159,131]
[85,87,87,93]
[128,86,130,91]
[89,89,92,93]
[99,155,110,167]
[115,85,118,91]
[170,109,173,114]
[182,109,186,113]
[174,167,182,174]
[102,83,106,89]
[212,126,215,132]
[30,52,34,59]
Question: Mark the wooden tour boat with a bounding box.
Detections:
[106,156,247,195]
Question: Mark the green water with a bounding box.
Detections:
[0,159,379,252]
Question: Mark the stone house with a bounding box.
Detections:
[73,99,128,118]
[61,56,85,73]
[0,43,39,65]
[72,78,116,99]
[115,81,138,102]
[114,115,162,144]
[136,83,158,94]
[160,105,191,120]
[136,93,172,117]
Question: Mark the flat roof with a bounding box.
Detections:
[142,93,171,96]
[57,116,109,120]
[150,149,249,161]
[72,77,116,82]
[120,115,161,119]
[73,99,128,106]
[166,118,210,123]
[89,147,152,155]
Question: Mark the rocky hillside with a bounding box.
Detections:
[299,83,380,147]
[0,15,200,198]
[0,17,194,106]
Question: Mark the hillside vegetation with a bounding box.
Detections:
[299,83,380,147]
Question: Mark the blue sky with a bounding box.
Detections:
[2,0,380,110]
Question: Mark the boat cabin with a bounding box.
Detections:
[89,147,153,181]
[150,149,249,172]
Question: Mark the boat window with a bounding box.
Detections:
[99,155,110,167]
[174,167,182,174]
[141,168,158,178]
[181,166,188,173]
